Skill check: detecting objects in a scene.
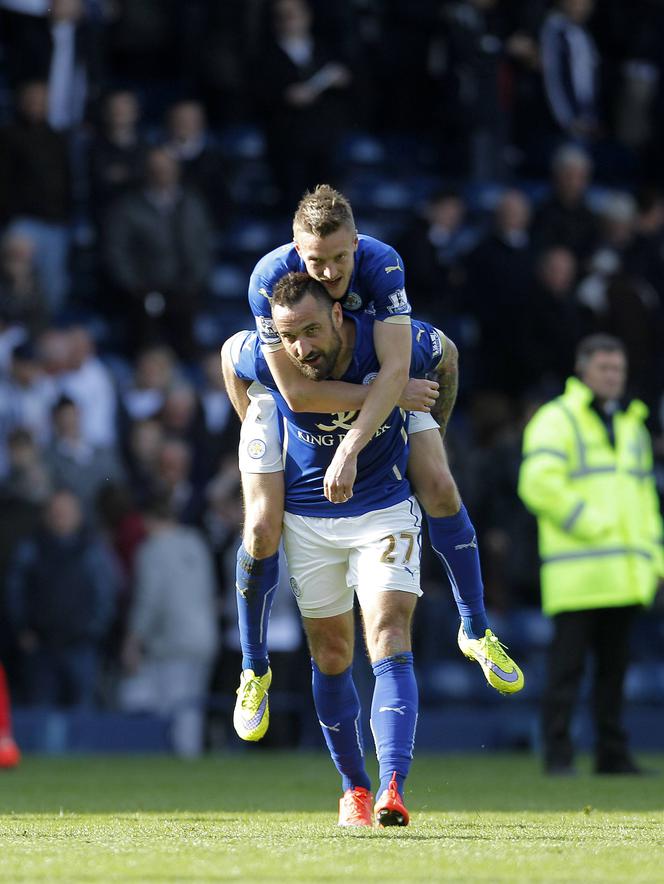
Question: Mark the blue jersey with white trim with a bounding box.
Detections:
[231,313,443,517]
[248,234,410,348]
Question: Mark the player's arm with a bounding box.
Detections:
[220,337,251,420]
[265,346,369,412]
[323,319,411,503]
[252,273,380,413]
[428,333,458,438]
[265,346,436,414]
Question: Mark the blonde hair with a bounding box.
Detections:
[292,184,356,238]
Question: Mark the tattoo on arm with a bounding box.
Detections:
[430,336,458,436]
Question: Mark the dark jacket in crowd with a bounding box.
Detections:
[103,187,212,298]
[0,119,72,225]
[6,528,116,647]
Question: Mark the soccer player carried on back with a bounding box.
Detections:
[224,184,523,746]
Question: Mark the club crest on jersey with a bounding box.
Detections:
[343,291,362,310]
[246,439,267,459]
[362,372,378,385]
[256,315,279,343]
[386,288,410,314]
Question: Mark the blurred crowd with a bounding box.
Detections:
[1,0,664,749]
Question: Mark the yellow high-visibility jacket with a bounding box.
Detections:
[518,377,664,615]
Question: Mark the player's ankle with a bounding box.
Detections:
[461,613,489,640]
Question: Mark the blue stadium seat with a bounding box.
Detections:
[218,124,267,160]
[210,262,247,300]
[625,663,664,703]
[338,131,386,166]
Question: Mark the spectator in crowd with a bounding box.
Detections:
[118,492,219,757]
[6,488,117,708]
[0,232,48,338]
[521,245,590,397]
[0,427,51,677]
[533,143,599,263]
[56,326,118,449]
[197,349,238,464]
[0,79,72,313]
[163,99,231,227]
[119,343,181,424]
[0,428,52,509]
[428,0,512,179]
[0,308,28,376]
[0,341,56,478]
[95,482,148,654]
[151,436,204,526]
[624,187,664,308]
[539,0,601,144]
[88,90,148,228]
[158,381,216,485]
[0,662,20,768]
[577,193,661,405]
[518,334,664,775]
[0,0,101,130]
[468,394,542,611]
[103,146,213,359]
[103,0,180,87]
[253,0,352,210]
[123,417,165,506]
[35,326,70,379]
[396,189,476,324]
[46,395,125,522]
[466,188,535,394]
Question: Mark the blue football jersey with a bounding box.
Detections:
[231,313,443,517]
[248,235,410,349]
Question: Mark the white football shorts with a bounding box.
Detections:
[238,382,284,473]
[282,496,423,619]
[238,383,439,474]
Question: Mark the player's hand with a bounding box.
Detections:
[324,447,357,504]
[399,378,439,412]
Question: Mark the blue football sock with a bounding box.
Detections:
[235,544,279,677]
[426,505,489,639]
[370,653,418,798]
[312,661,371,793]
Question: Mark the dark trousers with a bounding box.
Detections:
[542,605,638,769]
[22,642,99,709]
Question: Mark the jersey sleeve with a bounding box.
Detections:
[228,330,262,383]
[247,271,283,351]
[409,321,445,375]
[365,243,412,324]
[247,245,298,351]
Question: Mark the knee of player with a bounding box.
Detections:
[367,621,411,661]
[416,467,460,515]
[242,514,282,558]
[312,640,354,675]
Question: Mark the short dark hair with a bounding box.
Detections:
[271,271,332,312]
[52,394,77,415]
[575,334,626,368]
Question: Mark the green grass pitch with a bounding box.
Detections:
[1,752,663,882]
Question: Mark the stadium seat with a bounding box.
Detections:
[218,123,267,160]
[210,262,247,300]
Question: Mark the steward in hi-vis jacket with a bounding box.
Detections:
[518,334,664,775]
